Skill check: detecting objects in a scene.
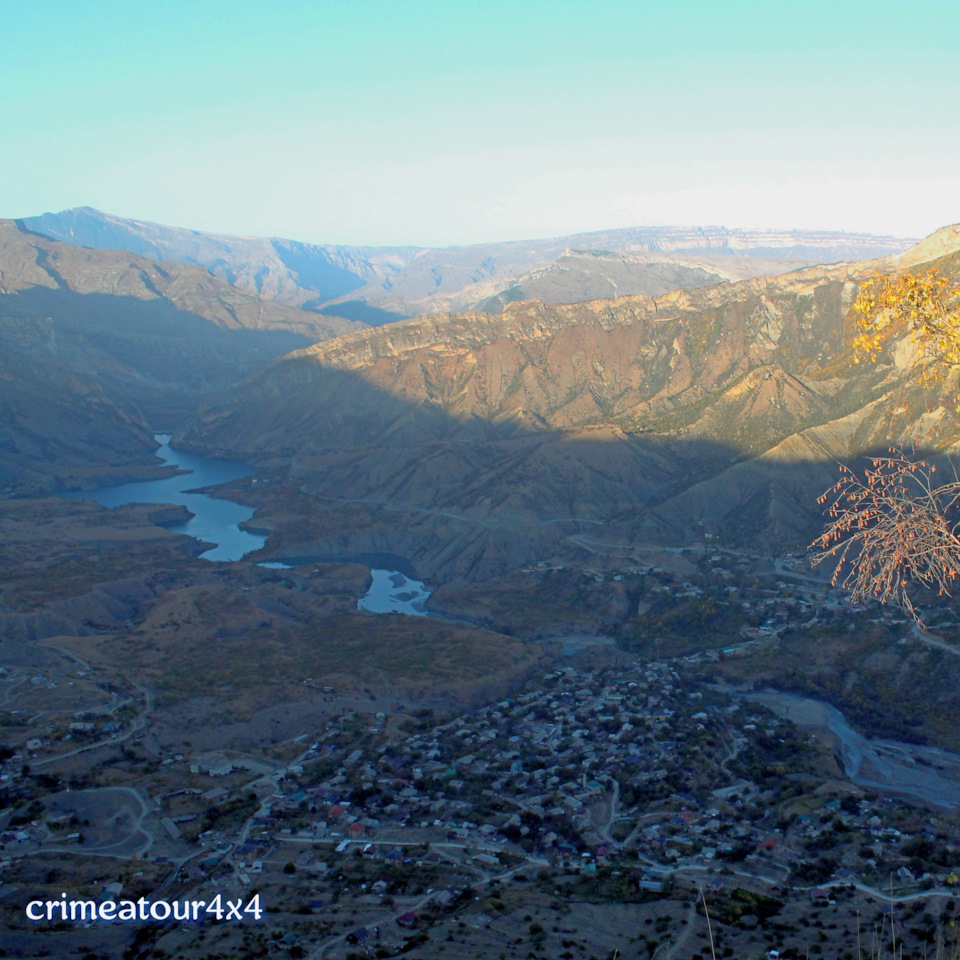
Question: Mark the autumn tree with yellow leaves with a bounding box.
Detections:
[850,270,960,393]
[810,268,960,622]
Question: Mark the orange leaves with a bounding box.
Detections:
[810,450,960,623]
[814,268,960,620]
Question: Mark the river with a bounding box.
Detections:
[61,440,436,612]
[739,689,960,809]
[60,435,265,562]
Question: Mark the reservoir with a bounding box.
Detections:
[358,569,431,616]
[264,560,433,616]
[66,446,436,612]
[60,435,265,562]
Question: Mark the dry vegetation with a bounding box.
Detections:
[812,267,960,622]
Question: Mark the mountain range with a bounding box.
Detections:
[177,226,960,579]
[23,207,915,323]
[0,218,359,491]
[3,207,956,580]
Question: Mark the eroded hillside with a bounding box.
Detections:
[176,229,960,579]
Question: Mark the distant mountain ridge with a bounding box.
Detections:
[468,249,823,313]
[21,207,414,313]
[23,207,917,324]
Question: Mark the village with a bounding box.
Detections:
[2,551,960,959]
[108,650,959,960]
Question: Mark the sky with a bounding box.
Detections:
[4,0,960,246]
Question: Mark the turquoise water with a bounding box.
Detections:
[358,568,431,616]
[60,435,265,561]
[255,560,431,615]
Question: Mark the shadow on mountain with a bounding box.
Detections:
[176,363,932,582]
[316,300,410,325]
[1,287,317,421]
[0,284,349,492]
[272,240,367,302]
[0,346,159,494]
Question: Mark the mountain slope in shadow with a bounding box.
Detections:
[0,219,364,491]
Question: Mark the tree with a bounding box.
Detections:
[810,269,960,622]
[850,270,960,397]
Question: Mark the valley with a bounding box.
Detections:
[0,212,959,960]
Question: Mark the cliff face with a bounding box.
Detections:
[467,250,820,314]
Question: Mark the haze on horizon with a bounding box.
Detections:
[4,0,959,247]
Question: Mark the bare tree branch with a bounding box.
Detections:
[810,451,960,623]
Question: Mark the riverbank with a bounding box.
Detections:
[723,686,960,809]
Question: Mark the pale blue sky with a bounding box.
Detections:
[4,0,959,245]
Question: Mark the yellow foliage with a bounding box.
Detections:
[851,269,960,405]
[810,268,960,622]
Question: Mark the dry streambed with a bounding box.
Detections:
[743,690,960,809]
